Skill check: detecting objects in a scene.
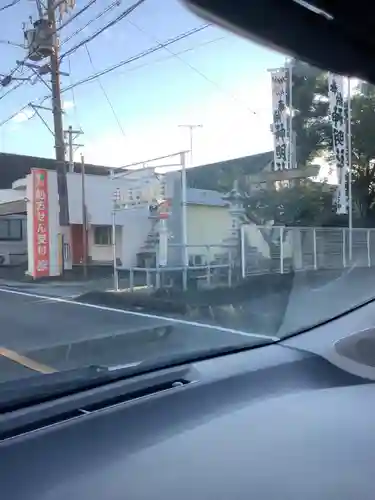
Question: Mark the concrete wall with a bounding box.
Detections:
[88,225,122,264]
[24,169,235,273]
[186,205,232,262]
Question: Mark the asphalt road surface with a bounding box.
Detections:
[0,287,270,385]
[1,264,375,385]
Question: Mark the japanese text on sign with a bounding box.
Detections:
[32,169,50,277]
[271,68,291,171]
[328,74,348,214]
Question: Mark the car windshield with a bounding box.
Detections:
[0,0,372,390]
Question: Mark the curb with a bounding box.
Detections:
[76,273,296,319]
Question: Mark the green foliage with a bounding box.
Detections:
[291,60,375,223]
[291,60,332,167]
[244,181,335,226]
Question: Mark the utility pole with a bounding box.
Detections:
[178,124,202,167]
[48,0,69,226]
[81,154,88,279]
[64,125,84,172]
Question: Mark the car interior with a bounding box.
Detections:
[2,1,375,499]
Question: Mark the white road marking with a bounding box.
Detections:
[0,287,279,342]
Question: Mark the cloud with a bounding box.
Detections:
[62,100,75,110]
[12,108,34,123]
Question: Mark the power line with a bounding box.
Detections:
[61,0,122,47]
[0,80,25,102]
[0,0,132,104]
[116,35,226,77]
[84,44,126,136]
[127,19,257,116]
[60,0,147,60]
[0,24,211,128]
[0,0,21,13]
[67,54,82,127]
[0,0,97,90]
[62,24,210,92]
[55,0,98,34]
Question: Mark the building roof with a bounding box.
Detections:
[186,151,273,191]
[186,188,228,207]
[0,152,111,189]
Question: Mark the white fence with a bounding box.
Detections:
[241,225,375,276]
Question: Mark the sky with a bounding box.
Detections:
[0,0,337,184]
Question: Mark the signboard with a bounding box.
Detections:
[270,68,292,171]
[32,169,50,277]
[328,73,348,214]
[115,176,168,209]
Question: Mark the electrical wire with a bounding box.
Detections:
[0,0,21,13]
[0,80,25,102]
[60,0,147,60]
[0,24,211,128]
[0,0,101,122]
[55,0,98,34]
[62,24,210,92]
[115,35,226,77]
[127,19,257,116]
[61,0,123,47]
[0,0,98,88]
[84,44,126,136]
[67,54,82,128]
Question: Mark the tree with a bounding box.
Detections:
[291,60,375,224]
[290,60,332,167]
[349,84,375,221]
[243,180,335,227]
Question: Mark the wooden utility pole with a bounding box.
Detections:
[64,125,84,173]
[81,154,88,278]
[48,0,70,226]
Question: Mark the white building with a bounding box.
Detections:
[0,167,234,277]
[0,150,320,278]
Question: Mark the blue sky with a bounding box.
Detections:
[0,0,286,167]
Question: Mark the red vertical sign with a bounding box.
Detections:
[33,169,50,277]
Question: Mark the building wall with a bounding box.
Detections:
[186,205,232,262]
[0,214,27,265]
[87,225,122,264]
[24,169,235,274]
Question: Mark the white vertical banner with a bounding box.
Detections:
[328,73,348,214]
[271,68,290,171]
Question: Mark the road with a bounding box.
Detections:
[0,287,269,384]
[1,264,375,384]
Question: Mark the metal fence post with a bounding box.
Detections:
[155,266,161,289]
[206,245,211,286]
[280,227,284,274]
[342,228,346,268]
[367,229,371,267]
[240,224,246,279]
[129,268,134,291]
[313,227,317,270]
[182,267,188,291]
[228,251,233,287]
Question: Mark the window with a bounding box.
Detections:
[0,219,23,241]
[94,226,112,245]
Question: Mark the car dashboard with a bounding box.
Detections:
[2,294,375,500]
